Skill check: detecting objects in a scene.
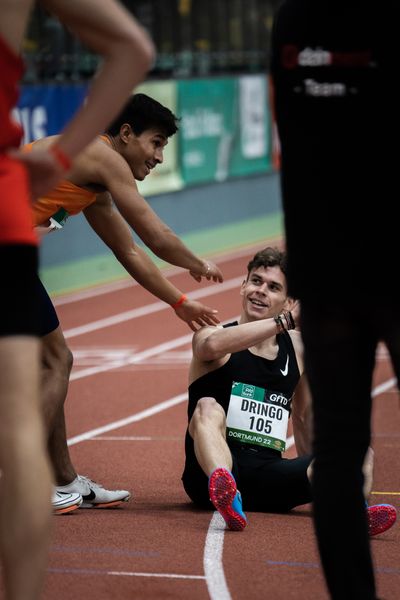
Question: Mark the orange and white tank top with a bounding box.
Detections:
[25,137,112,226]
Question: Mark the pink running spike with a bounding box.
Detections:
[367,504,397,536]
[208,468,247,531]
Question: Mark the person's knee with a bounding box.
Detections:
[42,328,73,376]
[189,397,226,437]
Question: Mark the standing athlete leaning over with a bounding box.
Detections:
[27,93,224,514]
[0,0,153,598]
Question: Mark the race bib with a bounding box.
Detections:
[49,207,69,230]
[226,381,290,451]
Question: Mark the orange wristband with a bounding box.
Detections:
[49,145,72,171]
[171,294,187,310]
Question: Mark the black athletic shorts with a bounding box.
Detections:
[0,244,40,336]
[182,435,313,513]
[0,245,60,337]
[36,275,59,337]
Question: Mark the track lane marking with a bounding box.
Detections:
[54,241,276,307]
[63,258,397,599]
[64,277,243,339]
[66,377,396,599]
[69,317,239,381]
[48,567,205,579]
[67,393,188,446]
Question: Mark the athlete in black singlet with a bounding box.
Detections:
[182,248,396,538]
[183,319,312,514]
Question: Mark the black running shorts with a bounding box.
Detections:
[182,436,313,513]
[0,244,40,336]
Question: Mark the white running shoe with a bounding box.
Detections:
[56,475,131,508]
[52,490,83,515]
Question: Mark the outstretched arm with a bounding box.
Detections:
[83,198,220,330]
[93,154,223,283]
[13,0,154,199]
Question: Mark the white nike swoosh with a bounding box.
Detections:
[280,355,289,376]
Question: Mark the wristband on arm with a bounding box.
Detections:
[274,311,295,334]
[171,294,187,310]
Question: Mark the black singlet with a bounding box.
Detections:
[187,322,300,454]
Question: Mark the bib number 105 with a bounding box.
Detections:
[249,416,272,434]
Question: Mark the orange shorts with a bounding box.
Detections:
[0,153,37,246]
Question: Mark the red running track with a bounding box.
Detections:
[2,242,399,600]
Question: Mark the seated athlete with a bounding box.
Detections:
[27,93,224,514]
[182,247,397,535]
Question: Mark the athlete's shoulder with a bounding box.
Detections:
[75,135,123,173]
[84,135,128,169]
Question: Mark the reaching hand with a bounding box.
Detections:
[174,298,220,331]
[189,260,223,283]
[9,147,66,200]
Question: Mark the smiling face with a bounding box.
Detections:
[240,265,290,323]
[119,124,169,180]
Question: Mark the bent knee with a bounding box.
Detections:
[189,397,225,436]
[42,328,73,374]
[195,397,225,420]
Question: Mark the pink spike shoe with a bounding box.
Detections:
[367,504,397,536]
[208,468,247,531]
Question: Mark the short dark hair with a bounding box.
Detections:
[106,93,179,137]
[247,247,287,277]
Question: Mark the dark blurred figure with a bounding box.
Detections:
[0,1,153,598]
[270,1,399,599]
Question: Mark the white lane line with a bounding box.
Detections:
[91,436,181,441]
[107,571,205,580]
[66,378,396,596]
[372,378,397,397]
[64,277,243,339]
[69,317,239,381]
[204,513,232,600]
[67,393,187,446]
[64,269,396,598]
[92,436,152,441]
[69,333,193,381]
[203,436,296,600]
[54,241,276,306]
[53,278,141,306]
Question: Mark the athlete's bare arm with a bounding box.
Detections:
[0,0,34,51]
[83,195,219,330]
[192,318,284,363]
[7,0,154,199]
[189,316,290,385]
[39,0,154,158]
[78,141,223,282]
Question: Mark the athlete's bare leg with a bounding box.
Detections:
[188,397,233,476]
[41,327,77,484]
[0,337,52,600]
